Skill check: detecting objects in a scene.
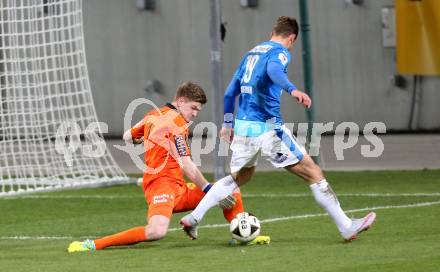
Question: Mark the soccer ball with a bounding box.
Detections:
[229,212,261,242]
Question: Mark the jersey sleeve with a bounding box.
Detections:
[173,134,191,157]
[267,49,290,70]
[170,116,191,157]
[223,55,247,128]
[266,49,296,93]
[223,77,241,128]
[130,117,147,139]
[267,61,297,94]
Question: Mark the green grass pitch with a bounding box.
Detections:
[1,170,440,272]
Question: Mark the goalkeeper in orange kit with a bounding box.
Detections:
[68,82,269,252]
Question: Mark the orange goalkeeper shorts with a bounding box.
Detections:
[144,178,205,220]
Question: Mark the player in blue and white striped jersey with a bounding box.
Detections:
[181,16,375,242]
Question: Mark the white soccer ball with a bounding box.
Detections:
[229,212,261,242]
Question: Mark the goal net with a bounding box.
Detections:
[0,0,128,196]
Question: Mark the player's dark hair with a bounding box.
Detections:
[272,16,299,38]
[175,81,207,104]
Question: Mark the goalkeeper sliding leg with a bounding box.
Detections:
[68,181,265,252]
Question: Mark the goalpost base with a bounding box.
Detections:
[0,176,133,198]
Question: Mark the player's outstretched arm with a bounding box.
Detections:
[291,90,312,109]
[267,61,311,108]
[222,76,241,143]
[123,119,145,144]
[180,156,236,209]
[123,129,144,145]
[220,127,234,143]
[180,156,210,189]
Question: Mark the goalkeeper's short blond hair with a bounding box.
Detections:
[175,81,207,105]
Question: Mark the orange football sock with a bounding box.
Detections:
[223,192,244,222]
[94,226,147,250]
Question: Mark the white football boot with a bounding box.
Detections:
[341,212,376,242]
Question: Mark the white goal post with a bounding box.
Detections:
[0,0,129,196]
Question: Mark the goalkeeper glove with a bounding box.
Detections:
[132,137,144,145]
[219,194,236,209]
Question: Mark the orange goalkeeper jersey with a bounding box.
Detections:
[131,103,191,187]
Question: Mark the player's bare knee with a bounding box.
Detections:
[302,160,323,182]
[234,167,255,185]
[310,166,324,182]
[146,225,168,241]
[148,230,167,241]
[286,156,323,183]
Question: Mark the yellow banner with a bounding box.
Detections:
[396,0,440,75]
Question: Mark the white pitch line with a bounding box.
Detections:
[2,192,440,200]
[169,199,440,230]
[257,199,440,224]
[243,192,440,198]
[0,235,93,240]
[2,199,440,240]
[1,236,73,240]
[1,195,137,200]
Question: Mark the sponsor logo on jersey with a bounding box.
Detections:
[174,135,188,156]
[153,194,174,204]
[241,86,253,94]
[250,44,273,53]
[278,53,288,66]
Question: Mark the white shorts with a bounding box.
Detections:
[230,126,307,173]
